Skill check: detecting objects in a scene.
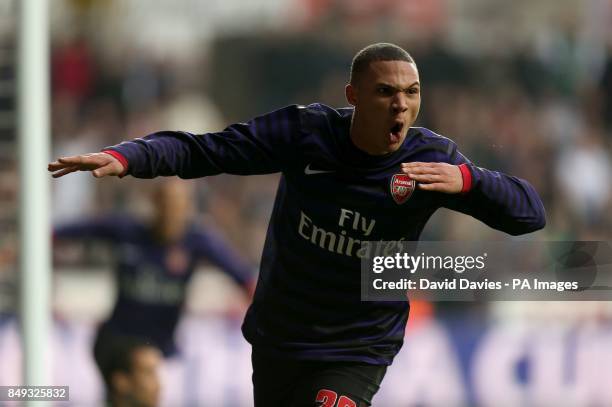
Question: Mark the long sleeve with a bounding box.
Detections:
[54,216,125,241]
[442,144,546,236]
[190,227,253,287]
[105,105,301,179]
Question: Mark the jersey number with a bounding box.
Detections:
[315,389,357,407]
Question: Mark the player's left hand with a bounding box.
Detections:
[401,162,462,194]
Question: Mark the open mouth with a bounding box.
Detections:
[389,122,403,144]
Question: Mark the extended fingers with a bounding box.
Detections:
[401,163,443,180]
[58,154,100,166]
[57,155,83,165]
[51,166,79,178]
[408,173,443,183]
[401,162,437,172]
[401,162,446,176]
[48,161,68,171]
[49,156,88,173]
[402,162,458,177]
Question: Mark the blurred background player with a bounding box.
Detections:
[54,178,253,402]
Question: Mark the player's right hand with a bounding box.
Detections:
[48,152,125,178]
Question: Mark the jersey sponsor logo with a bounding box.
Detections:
[297,209,405,258]
[304,163,334,175]
[390,174,415,204]
[120,269,185,305]
[298,209,376,258]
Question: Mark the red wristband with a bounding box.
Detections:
[458,163,472,194]
[102,150,128,177]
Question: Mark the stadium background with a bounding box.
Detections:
[1,0,612,405]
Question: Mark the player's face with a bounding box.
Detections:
[346,60,420,154]
[126,347,162,407]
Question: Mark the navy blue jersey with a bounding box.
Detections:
[55,216,251,355]
[107,104,545,364]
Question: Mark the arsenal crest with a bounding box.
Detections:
[390,174,415,204]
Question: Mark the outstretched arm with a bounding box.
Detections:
[48,105,300,179]
[54,216,124,241]
[191,227,254,288]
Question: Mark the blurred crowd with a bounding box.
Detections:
[1,0,612,313]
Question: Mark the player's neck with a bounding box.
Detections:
[349,113,388,156]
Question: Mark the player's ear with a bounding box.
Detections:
[345,83,357,106]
